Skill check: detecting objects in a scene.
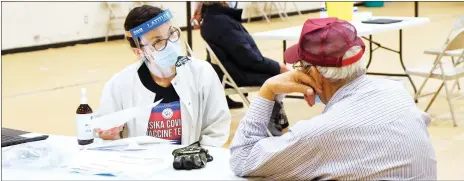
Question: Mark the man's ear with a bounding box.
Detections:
[132,48,144,57]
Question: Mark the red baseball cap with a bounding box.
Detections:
[284,18,365,67]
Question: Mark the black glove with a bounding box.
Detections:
[268,95,289,136]
[172,141,213,170]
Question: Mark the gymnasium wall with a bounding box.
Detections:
[2,2,324,51]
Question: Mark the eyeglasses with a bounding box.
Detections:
[292,61,312,73]
[143,26,181,51]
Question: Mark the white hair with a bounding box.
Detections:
[315,46,366,83]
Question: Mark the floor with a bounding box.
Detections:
[2,2,464,180]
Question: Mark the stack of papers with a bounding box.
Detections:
[69,150,167,179]
[69,136,174,179]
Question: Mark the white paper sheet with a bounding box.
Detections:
[91,100,162,130]
[68,148,168,179]
[86,136,173,151]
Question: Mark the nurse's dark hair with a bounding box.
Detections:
[124,5,164,48]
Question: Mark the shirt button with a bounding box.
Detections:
[188,102,191,105]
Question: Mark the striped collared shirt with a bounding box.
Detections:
[229,75,437,180]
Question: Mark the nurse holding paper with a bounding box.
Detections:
[93,5,231,148]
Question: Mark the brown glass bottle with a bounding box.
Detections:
[76,88,94,145]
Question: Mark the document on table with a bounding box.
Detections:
[68,148,169,179]
[86,136,174,151]
[69,136,174,179]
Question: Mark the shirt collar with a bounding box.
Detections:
[323,75,369,113]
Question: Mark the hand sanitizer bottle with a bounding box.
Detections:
[76,88,94,145]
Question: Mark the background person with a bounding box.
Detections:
[193,1,290,136]
[94,5,231,147]
[229,18,436,180]
[192,1,290,109]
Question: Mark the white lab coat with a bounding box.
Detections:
[94,57,231,147]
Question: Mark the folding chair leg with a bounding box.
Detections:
[225,80,251,107]
[222,76,227,88]
[439,62,458,127]
[451,57,461,90]
[272,2,287,21]
[415,55,441,101]
[237,92,250,107]
[105,21,111,42]
[451,79,460,92]
[415,75,432,101]
[457,79,461,91]
[293,2,303,15]
[257,2,271,23]
[105,30,110,42]
[247,4,251,23]
[265,2,270,21]
[280,3,290,18]
[279,2,290,18]
[425,82,444,112]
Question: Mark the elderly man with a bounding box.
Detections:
[229,18,436,180]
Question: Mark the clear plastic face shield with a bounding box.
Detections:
[126,9,194,78]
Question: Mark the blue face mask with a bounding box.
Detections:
[315,95,322,103]
[151,40,182,69]
[146,40,182,78]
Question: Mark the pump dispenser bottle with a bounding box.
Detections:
[76,88,94,145]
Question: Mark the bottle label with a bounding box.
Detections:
[76,114,94,140]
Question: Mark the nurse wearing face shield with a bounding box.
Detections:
[93,5,231,147]
[131,10,181,79]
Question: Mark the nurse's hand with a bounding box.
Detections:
[96,125,124,140]
[259,70,322,105]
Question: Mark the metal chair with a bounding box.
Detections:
[406,27,464,127]
[205,42,274,136]
[204,43,260,107]
[422,16,464,89]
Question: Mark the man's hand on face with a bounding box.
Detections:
[259,70,322,107]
